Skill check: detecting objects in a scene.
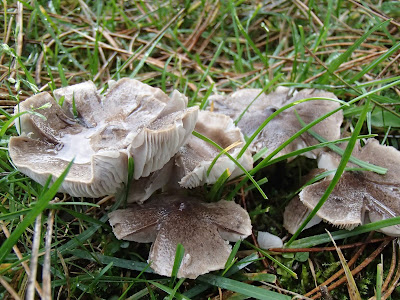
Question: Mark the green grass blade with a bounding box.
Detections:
[230,4,268,67]
[287,96,372,246]
[236,97,346,159]
[288,218,400,249]
[192,41,224,104]
[170,243,185,284]
[350,40,400,83]
[376,260,383,300]
[319,19,391,84]
[192,131,267,199]
[198,274,291,300]
[0,160,73,264]
[243,240,297,279]
[209,169,230,201]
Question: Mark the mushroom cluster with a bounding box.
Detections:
[11,79,397,279]
[9,79,255,278]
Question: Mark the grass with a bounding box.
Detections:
[1,0,400,299]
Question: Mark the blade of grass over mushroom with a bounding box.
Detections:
[319,19,391,84]
[245,177,268,193]
[228,80,399,201]
[207,140,242,176]
[265,135,377,168]
[252,147,269,162]
[170,243,184,286]
[227,100,348,200]
[236,96,347,159]
[295,113,387,174]
[221,240,241,276]
[234,74,283,125]
[209,169,230,202]
[242,240,297,279]
[198,274,291,300]
[286,95,372,246]
[0,107,49,138]
[192,131,267,199]
[0,160,73,264]
[123,157,135,208]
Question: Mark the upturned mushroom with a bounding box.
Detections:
[126,110,253,203]
[9,79,198,198]
[284,139,400,236]
[175,110,253,188]
[209,88,343,159]
[108,194,252,278]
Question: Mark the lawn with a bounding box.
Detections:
[1,0,400,299]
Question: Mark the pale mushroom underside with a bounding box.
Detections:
[9,79,198,197]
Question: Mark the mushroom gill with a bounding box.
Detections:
[9,79,198,198]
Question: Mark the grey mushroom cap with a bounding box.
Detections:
[300,139,400,235]
[9,79,198,198]
[175,110,253,188]
[210,88,343,159]
[108,194,252,279]
[283,195,322,235]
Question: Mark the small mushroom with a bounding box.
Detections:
[175,110,253,188]
[108,194,252,278]
[296,139,400,235]
[257,231,283,249]
[210,88,343,159]
[9,79,198,197]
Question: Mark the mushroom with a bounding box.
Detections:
[9,79,198,197]
[175,110,253,188]
[287,139,400,235]
[257,231,283,249]
[210,88,343,159]
[108,194,252,278]
[124,110,253,203]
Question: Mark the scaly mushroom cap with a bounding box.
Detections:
[300,139,400,235]
[9,79,198,197]
[175,110,253,188]
[210,88,343,159]
[108,194,252,279]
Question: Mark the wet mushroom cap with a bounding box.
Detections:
[299,139,400,235]
[108,194,252,279]
[9,79,198,197]
[175,110,253,188]
[210,88,343,159]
